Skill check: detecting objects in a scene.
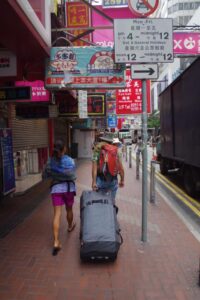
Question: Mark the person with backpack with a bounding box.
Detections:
[43,139,76,256]
[92,137,124,202]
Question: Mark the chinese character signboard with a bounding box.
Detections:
[78,90,88,119]
[46,47,126,89]
[116,69,151,115]
[66,2,91,46]
[15,81,50,102]
[114,18,173,63]
[59,93,106,117]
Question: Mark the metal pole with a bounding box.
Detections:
[141,79,148,242]
[136,152,140,180]
[150,161,156,204]
[129,146,132,168]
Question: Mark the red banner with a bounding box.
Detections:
[66,2,91,46]
[116,69,151,115]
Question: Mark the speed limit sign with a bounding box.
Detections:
[129,0,159,17]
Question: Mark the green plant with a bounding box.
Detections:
[147,110,160,128]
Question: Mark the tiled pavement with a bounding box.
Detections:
[0,158,200,300]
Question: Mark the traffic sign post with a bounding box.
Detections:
[141,79,148,242]
[131,64,158,79]
[114,18,174,63]
[114,15,174,243]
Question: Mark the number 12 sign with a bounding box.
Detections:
[114,18,174,63]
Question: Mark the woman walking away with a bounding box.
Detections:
[44,139,76,256]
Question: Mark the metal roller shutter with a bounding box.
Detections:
[10,105,49,151]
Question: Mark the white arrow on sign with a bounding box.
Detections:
[131,64,158,79]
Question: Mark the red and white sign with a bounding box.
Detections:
[15,81,50,102]
[116,69,151,115]
[174,32,200,55]
[128,0,159,17]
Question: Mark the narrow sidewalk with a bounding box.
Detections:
[0,158,199,300]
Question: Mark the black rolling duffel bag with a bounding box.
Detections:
[80,190,123,262]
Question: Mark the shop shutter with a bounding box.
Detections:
[10,105,48,151]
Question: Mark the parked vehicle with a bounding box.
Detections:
[122,135,132,145]
[158,57,200,196]
[118,128,131,142]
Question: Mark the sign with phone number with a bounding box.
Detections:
[114,18,174,63]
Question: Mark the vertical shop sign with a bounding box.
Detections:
[66,2,90,46]
[107,115,117,128]
[78,90,88,119]
[0,129,15,195]
[116,69,151,114]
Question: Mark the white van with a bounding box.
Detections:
[118,129,132,145]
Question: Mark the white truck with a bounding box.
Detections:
[118,129,132,145]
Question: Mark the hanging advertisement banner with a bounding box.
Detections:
[0,129,15,195]
[66,2,91,46]
[59,93,106,117]
[45,47,126,89]
[15,81,50,102]
[173,32,200,55]
[116,69,151,115]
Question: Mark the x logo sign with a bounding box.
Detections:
[174,39,182,49]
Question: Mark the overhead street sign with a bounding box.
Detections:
[128,0,159,17]
[114,18,174,63]
[131,64,158,79]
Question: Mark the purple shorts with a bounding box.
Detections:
[51,192,75,207]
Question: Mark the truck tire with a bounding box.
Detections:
[160,158,168,175]
[183,167,196,197]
